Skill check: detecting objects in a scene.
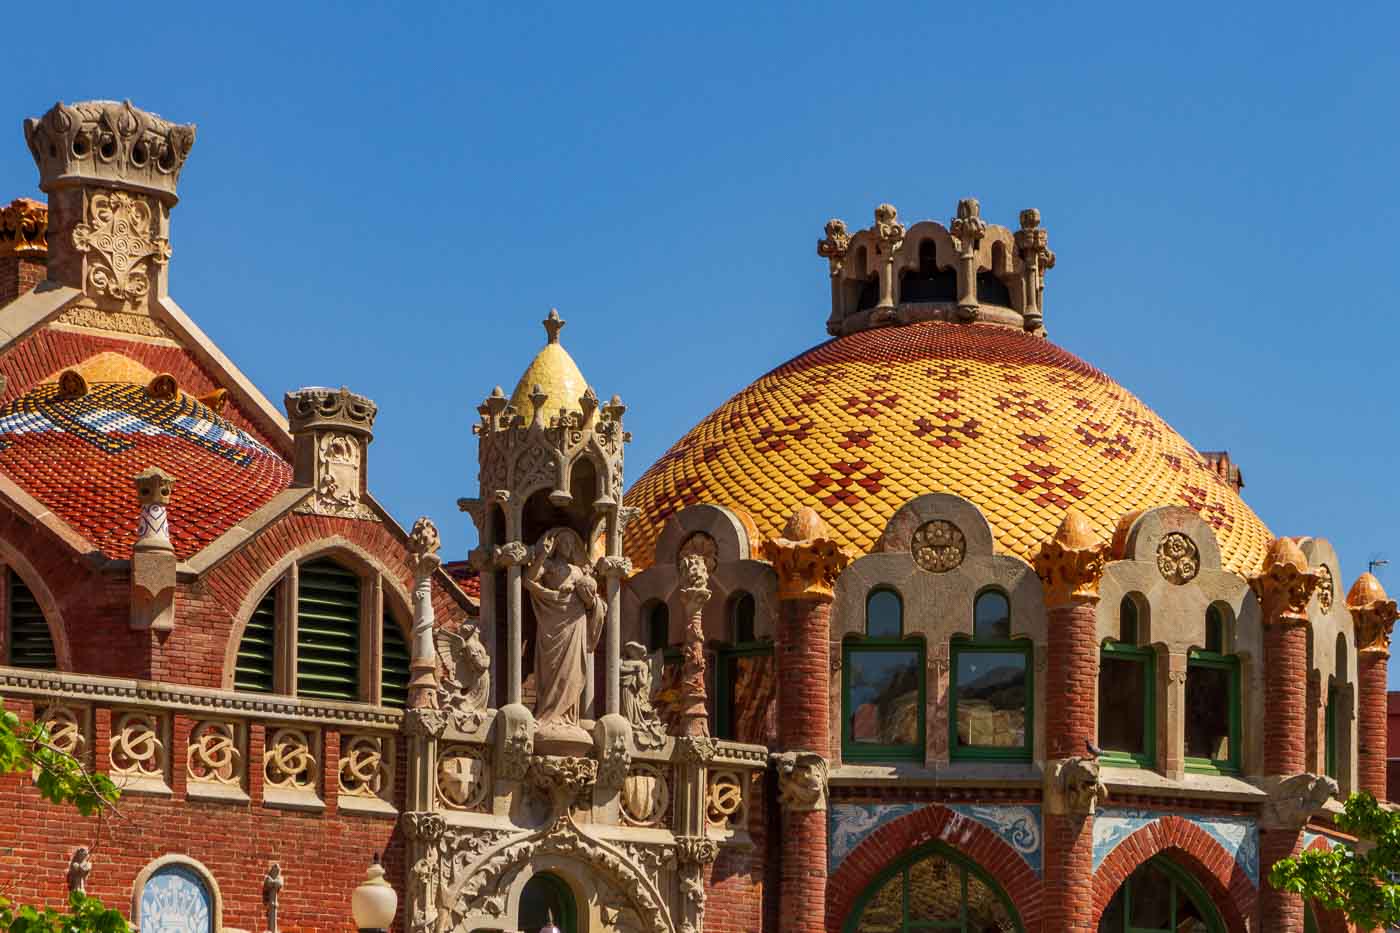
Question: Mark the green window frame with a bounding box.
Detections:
[1097,641,1156,768]
[1099,854,1224,933]
[1184,650,1240,774]
[1324,683,1338,780]
[715,639,773,742]
[6,569,56,670]
[949,589,1032,762]
[842,841,1023,932]
[842,588,925,763]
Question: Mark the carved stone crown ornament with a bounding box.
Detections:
[284,386,378,439]
[25,101,196,203]
[1347,572,1399,656]
[0,198,47,258]
[1248,537,1320,625]
[1032,508,1109,607]
[285,386,378,521]
[1315,563,1335,615]
[761,506,855,602]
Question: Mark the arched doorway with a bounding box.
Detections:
[843,841,1022,932]
[1098,854,1224,932]
[518,872,577,933]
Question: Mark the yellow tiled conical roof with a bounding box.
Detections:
[509,309,589,424]
[623,322,1271,573]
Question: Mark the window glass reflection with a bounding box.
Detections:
[955,651,1027,748]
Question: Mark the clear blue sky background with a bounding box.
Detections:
[4,4,1398,676]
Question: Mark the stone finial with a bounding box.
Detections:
[873,203,903,246]
[131,468,176,632]
[1248,537,1320,625]
[284,386,378,440]
[1348,572,1399,656]
[543,308,565,345]
[1015,208,1055,331]
[66,847,92,894]
[817,218,850,274]
[0,198,47,258]
[133,467,175,541]
[1033,508,1109,607]
[262,862,283,933]
[25,101,196,204]
[760,506,854,602]
[949,197,986,250]
[407,516,442,576]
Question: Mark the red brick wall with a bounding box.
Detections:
[0,256,45,306]
[0,695,405,933]
[824,803,1043,932]
[1091,815,1255,933]
[1045,602,1097,760]
[703,771,768,933]
[1357,652,1388,800]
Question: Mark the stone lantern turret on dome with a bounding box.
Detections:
[818,199,1054,337]
[459,309,631,752]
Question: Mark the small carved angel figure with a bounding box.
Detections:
[621,641,667,747]
[434,623,491,712]
[66,846,92,894]
[262,862,283,933]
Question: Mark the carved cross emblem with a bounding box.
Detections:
[71,191,169,302]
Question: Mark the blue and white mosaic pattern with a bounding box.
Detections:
[828,803,1043,875]
[946,804,1042,875]
[1093,807,1259,885]
[139,865,213,933]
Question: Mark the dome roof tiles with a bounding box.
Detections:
[624,322,1271,574]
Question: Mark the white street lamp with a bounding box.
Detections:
[351,853,398,933]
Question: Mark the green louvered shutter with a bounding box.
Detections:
[234,585,279,693]
[380,613,411,708]
[8,570,54,669]
[296,560,361,701]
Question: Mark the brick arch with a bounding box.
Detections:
[1091,815,1256,933]
[825,804,1043,932]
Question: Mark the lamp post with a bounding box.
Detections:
[351,853,398,933]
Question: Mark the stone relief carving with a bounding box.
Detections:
[434,624,490,728]
[25,100,196,198]
[37,705,87,764]
[66,847,92,895]
[522,527,604,733]
[1261,773,1338,830]
[621,641,667,749]
[338,735,390,799]
[498,712,534,782]
[263,727,317,793]
[1053,756,1109,815]
[675,735,718,766]
[312,433,368,517]
[71,190,169,303]
[705,770,745,829]
[1156,532,1200,585]
[596,724,630,790]
[620,763,670,827]
[186,720,241,787]
[1315,564,1334,615]
[911,519,966,573]
[109,711,165,780]
[57,303,176,340]
[437,745,491,812]
[528,754,599,808]
[676,554,712,738]
[772,751,828,812]
[677,532,719,574]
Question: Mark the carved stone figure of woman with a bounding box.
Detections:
[522,526,604,731]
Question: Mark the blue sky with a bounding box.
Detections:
[4,4,1397,676]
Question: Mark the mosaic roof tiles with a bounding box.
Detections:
[0,380,291,560]
[623,322,1271,574]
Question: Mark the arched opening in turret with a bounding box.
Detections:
[899,238,957,303]
[847,245,879,312]
[569,457,598,510]
[977,243,1013,307]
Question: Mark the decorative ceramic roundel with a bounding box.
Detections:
[1316,564,1335,614]
[911,520,966,573]
[1157,532,1199,585]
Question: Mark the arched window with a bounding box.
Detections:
[1098,854,1224,932]
[950,590,1031,760]
[976,270,1012,307]
[844,842,1022,932]
[1186,603,1241,773]
[1326,633,1347,781]
[899,239,958,303]
[519,873,577,933]
[715,591,774,743]
[645,600,669,652]
[1098,594,1155,767]
[233,555,406,706]
[5,569,55,669]
[843,588,924,761]
[133,857,219,933]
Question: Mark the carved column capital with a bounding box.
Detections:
[675,835,720,866]
[1249,538,1320,626]
[594,555,633,580]
[1348,573,1398,656]
[493,541,531,567]
[761,507,853,602]
[1032,508,1109,607]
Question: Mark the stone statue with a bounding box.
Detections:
[434,623,491,718]
[522,527,604,730]
[66,847,92,894]
[621,640,666,748]
[772,751,828,812]
[262,862,283,933]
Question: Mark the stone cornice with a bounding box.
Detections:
[0,667,403,729]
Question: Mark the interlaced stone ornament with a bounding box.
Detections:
[911,519,966,573]
[72,190,169,303]
[1156,532,1199,585]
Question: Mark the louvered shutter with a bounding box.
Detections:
[296,560,361,701]
[7,570,54,669]
[380,613,411,708]
[234,584,279,693]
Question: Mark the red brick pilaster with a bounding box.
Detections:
[1262,621,1309,776]
[761,507,852,933]
[0,198,48,307]
[1348,572,1398,802]
[1033,508,1109,933]
[1260,829,1304,932]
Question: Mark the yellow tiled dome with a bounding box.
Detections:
[623,322,1271,573]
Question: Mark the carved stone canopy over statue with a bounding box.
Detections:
[523,527,604,735]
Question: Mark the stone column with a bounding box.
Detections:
[1033,509,1109,933]
[1347,573,1398,801]
[950,198,986,322]
[1249,537,1322,933]
[818,219,851,335]
[406,518,442,710]
[872,204,904,317]
[676,555,712,737]
[762,507,851,933]
[1162,653,1188,780]
[597,555,632,717]
[130,466,177,633]
[496,542,529,705]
